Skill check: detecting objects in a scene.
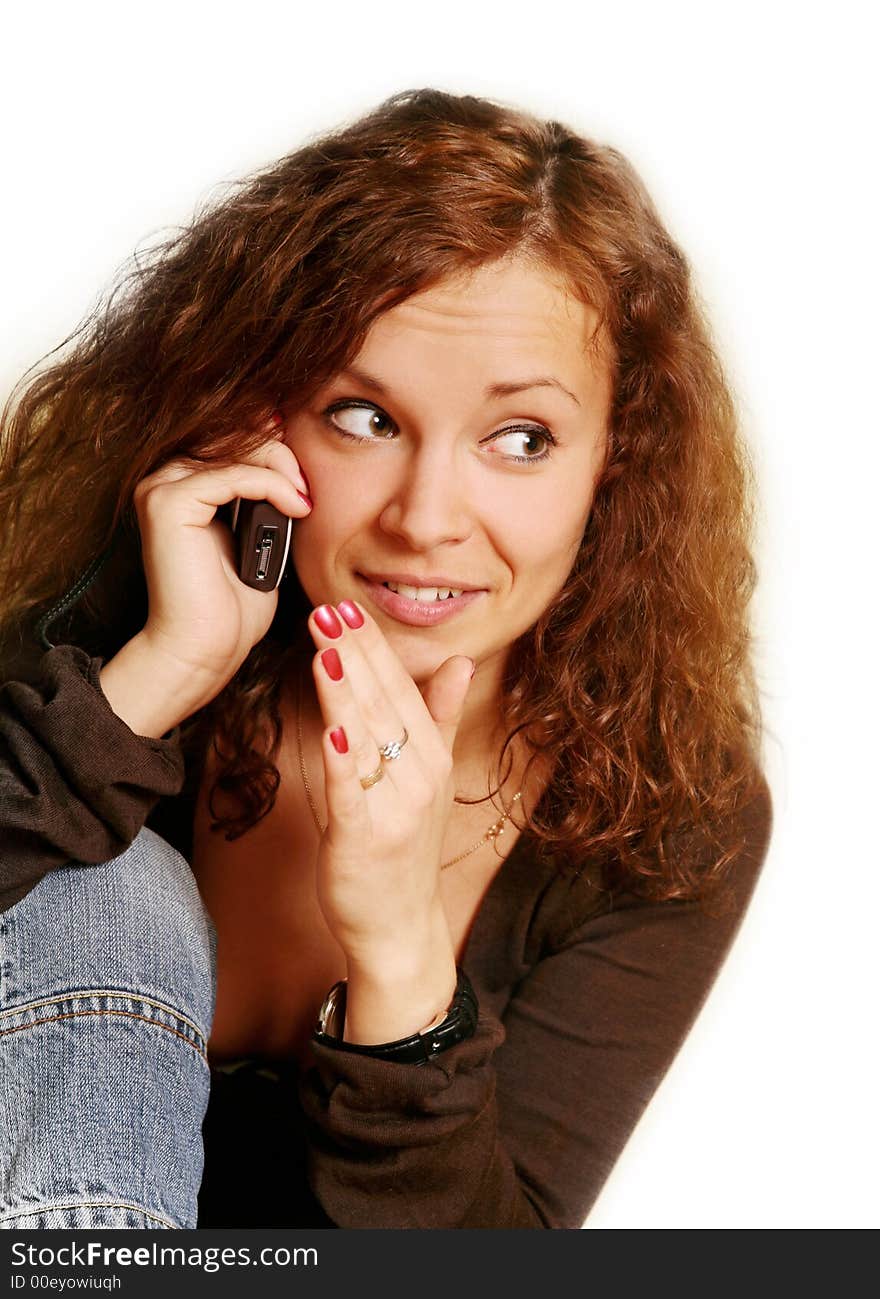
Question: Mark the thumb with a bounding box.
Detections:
[421,655,475,752]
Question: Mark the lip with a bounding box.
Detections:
[356,574,487,626]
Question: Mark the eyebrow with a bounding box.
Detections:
[338,364,581,408]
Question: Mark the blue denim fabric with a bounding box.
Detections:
[0,828,216,1229]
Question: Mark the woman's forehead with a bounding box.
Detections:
[356,260,605,389]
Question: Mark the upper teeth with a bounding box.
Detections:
[384,581,465,601]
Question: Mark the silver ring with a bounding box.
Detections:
[378,727,409,762]
[359,763,385,790]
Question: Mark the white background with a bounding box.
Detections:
[2,0,876,1228]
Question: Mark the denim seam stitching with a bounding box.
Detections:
[0,1011,208,1064]
[0,990,205,1039]
[0,1200,179,1229]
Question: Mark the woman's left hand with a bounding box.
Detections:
[307,599,474,976]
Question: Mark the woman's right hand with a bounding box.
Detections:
[131,423,311,694]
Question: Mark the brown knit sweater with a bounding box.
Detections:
[0,644,772,1228]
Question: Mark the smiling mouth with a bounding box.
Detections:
[355,573,487,624]
[381,580,463,601]
[361,572,487,597]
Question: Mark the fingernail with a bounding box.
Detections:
[297,490,313,509]
[330,726,348,754]
[321,648,343,681]
[314,605,342,638]
[337,600,364,629]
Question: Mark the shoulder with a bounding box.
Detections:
[688,765,774,918]
[533,766,773,954]
[739,766,773,860]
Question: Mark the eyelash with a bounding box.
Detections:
[321,399,557,465]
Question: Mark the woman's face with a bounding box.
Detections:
[284,255,612,688]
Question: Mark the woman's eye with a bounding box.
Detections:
[325,401,395,440]
[489,427,554,463]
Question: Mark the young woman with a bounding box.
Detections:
[0,88,772,1229]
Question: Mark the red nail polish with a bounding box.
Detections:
[337,600,364,629]
[321,648,343,681]
[297,490,313,509]
[314,605,342,638]
[330,727,348,754]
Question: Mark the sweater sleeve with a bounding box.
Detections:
[296,778,773,1228]
[0,643,186,912]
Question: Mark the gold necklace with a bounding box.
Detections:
[294,671,523,870]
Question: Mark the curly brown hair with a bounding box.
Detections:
[0,88,766,902]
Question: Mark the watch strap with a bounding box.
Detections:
[313,966,479,1066]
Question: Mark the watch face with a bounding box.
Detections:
[317,981,347,1039]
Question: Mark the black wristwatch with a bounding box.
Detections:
[313,966,479,1066]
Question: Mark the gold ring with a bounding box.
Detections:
[359,763,384,790]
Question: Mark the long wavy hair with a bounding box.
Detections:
[0,88,766,902]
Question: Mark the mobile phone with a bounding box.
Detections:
[230,498,293,590]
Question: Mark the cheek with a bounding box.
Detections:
[508,504,590,603]
[309,454,373,524]
[293,468,377,574]
[511,486,589,562]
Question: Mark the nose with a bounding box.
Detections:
[377,444,473,552]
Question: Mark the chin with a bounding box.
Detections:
[395,651,439,687]
[384,637,461,686]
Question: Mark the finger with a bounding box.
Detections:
[214,436,309,499]
[308,607,431,794]
[143,426,307,497]
[320,724,371,844]
[251,408,312,499]
[140,463,310,530]
[262,436,310,497]
[420,655,476,755]
[311,645,391,792]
